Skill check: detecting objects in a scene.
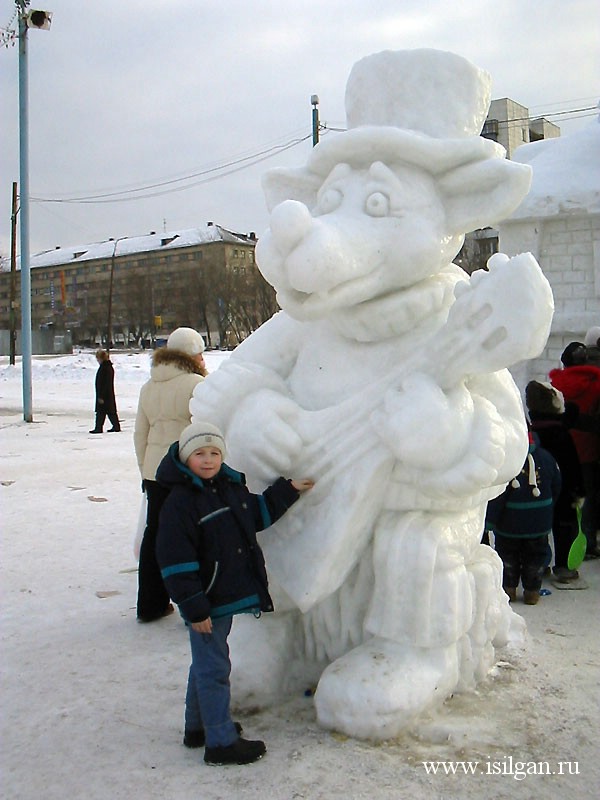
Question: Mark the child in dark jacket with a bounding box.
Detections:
[155,421,314,766]
[485,432,561,605]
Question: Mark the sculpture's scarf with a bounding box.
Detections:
[330,264,463,342]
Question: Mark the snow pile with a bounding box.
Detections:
[510,116,600,218]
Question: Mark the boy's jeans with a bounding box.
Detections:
[186,616,238,748]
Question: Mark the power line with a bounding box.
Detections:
[322,104,598,134]
[483,108,597,134]
[26,100,599,207]
[529,96,598,110]
[491,105,597,125]
[31,133,312,205]
[49,124,311,198]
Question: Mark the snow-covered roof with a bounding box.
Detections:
[508,116,600,219]
[22,223,256,270]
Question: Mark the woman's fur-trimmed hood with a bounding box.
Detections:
[151,346,206,377]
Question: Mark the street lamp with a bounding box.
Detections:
[16,1,52,421]
[311,94,320,147]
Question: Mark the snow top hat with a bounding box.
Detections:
[263,48,516,211]
[179,421,226,464]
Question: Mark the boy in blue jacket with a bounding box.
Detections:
[486,432,561,605]
[156,421,313,766]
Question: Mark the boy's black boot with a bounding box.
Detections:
[204,737,266,766]
[184,721,243,748]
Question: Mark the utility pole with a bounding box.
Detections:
[16,2,53,421]
[9,182,18,365]
[311,95,320,146]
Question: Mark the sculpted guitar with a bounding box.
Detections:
[264,253,553,610]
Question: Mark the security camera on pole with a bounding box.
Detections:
[25,8,52,29]
[16,1,52,422]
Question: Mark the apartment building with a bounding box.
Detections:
[482,98,560,160]
[0,222,276,354]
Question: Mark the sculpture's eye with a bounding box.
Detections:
[318,188,343,214]
[365,191,390,217]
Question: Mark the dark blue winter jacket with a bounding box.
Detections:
[155,442,300,623]
[485,440,561,539]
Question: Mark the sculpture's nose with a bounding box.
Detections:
[269,200,313,256]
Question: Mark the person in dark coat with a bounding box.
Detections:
[90,350,120,433]
[485,432,561,605]
[155,421,313,766]
[525,380,585,580]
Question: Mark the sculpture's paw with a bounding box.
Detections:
[314,638,459,740]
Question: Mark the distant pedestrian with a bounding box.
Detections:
[89,350,120,434]
[133,327,208,622]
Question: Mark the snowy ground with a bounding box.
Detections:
[1,350,598,800]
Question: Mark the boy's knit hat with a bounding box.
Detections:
[525,380,565,415]
[560,341,586,367]
[167,327,205,356]
[179,421,226,464]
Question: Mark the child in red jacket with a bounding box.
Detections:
[550,342,600,557]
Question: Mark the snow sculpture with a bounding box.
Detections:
[190,48,554,740]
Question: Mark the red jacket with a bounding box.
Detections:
[549,365,600,463]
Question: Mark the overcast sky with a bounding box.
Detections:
[1,0,598,258]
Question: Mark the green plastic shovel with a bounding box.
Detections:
[567,505,587,571]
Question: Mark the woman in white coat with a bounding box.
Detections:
[134,327,207,622]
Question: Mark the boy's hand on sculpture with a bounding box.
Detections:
[290,478,315,493]
[191,617,213,634]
